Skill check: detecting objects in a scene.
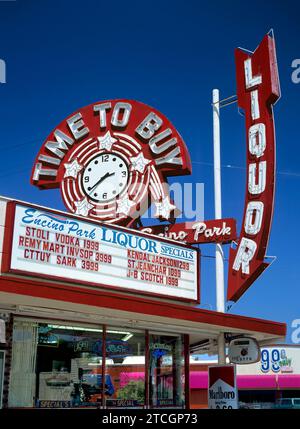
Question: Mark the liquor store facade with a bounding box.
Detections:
[0,198,286,408]
[0,290,286,409]
[0,32,285,410]
[0,197,286,409]
[2,316,187,409]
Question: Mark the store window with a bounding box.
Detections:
[105,327,145,408]
[9,319,106,408]
[8,319,187,409]
[36,323,105,408]
[149,333,185,408]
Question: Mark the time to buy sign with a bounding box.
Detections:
[2,203,199,302]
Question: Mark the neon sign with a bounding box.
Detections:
[227,34,280,302]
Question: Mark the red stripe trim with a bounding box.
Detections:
[0,276,286,337]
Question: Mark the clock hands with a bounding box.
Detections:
[89,172,115,194]
[83,153,129,203]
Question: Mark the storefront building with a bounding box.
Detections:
[190,345,300,408]
[4,319,186,408]
[0,33,284,409]
[0,197,285,409]
[0,295,286,409]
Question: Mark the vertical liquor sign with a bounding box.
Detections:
[227,34,281,302]
[208,365,238,409]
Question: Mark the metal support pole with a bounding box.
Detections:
[217,333,226,365]
[213,89,226,364]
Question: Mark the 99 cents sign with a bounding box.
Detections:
[31,100,191,227]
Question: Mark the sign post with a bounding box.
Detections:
[213,89,226,365]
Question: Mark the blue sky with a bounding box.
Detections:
[0,0,299,342]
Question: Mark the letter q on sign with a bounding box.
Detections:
[249,123,266,158]
[244,201,264,235]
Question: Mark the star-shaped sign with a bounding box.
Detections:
[130,152,151,173]
[64,158,83,179]
[74,197,94,217]
[98,131,118,151]
[155,196,176,220]
[117,195,135,216]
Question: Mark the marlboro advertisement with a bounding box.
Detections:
[208,365,238,409]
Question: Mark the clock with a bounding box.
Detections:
[81,152,129,203]
[61,131,168,225]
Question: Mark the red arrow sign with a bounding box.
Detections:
[227,34,280,302]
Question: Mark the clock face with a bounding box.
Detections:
[81,152,129,203]
[60,130,164,225]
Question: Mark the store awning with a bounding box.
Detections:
[0,274,286,347]
[278,375,300,389]
[190,372,300,390]
[237,375,277,389]
[190,371,208,389]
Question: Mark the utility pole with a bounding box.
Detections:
[212,89,226,364]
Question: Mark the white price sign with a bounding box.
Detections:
[8,204,199,301]
[208,365,238,409]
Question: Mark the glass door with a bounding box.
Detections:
[149,333,185,408]
[105,327,145,408]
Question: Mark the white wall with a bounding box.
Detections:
[236,346,300,375]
